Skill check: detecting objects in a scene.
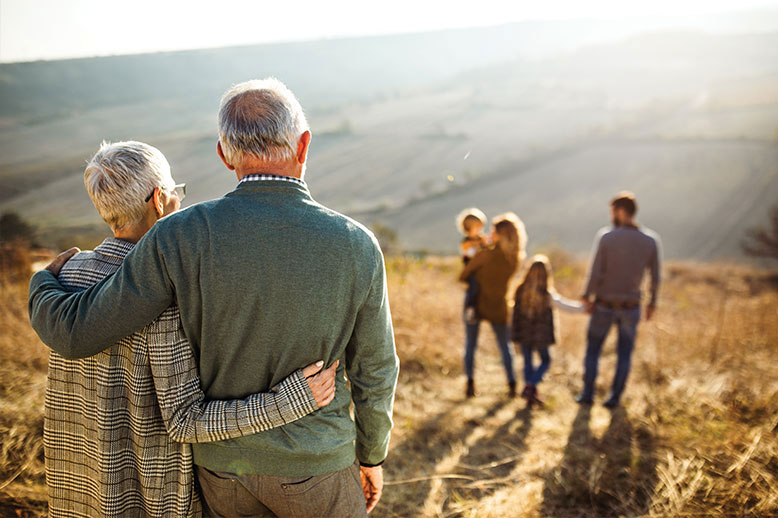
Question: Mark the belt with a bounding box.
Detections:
[595,299,640,310]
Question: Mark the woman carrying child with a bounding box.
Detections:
[511,255,584,407]
[459,212,526,398]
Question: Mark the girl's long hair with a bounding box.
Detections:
[492,212,527,269]
[516,255,555,318]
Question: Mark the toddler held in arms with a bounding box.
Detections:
[511,255,584,407]
[456,208,489,324]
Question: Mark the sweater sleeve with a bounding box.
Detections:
[459,248,488,283]
[648,234,662,307]
[345,244,400,467]
[551,292,586,313]
[145,306,318,443]
[583,229,607,300]
[28,227,174,359]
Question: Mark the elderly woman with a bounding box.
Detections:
[459,212,527,398]
[44,141,337,517]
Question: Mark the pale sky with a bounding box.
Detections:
[1,0,777,63]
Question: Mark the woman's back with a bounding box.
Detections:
[468,247,517,325]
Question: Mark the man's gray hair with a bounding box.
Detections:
[84,141,174,230]
[218,78,309,164]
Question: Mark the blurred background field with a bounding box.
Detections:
[1,246,777,517]
[2,7,778,260]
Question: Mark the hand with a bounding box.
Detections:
[302,359,339,408]
[645,305,656,321]
[581,297,594,314]
[360,465,383,513]
[44,247,80,276]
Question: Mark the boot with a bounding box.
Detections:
[575,393,593,405]
[466,379,475,398]
[508,381,517,398]
[531,385,545,407]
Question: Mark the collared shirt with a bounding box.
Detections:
[44,238,317,518]
[239,173,306,188]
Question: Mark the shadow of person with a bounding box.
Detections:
[598,406,658,515]
[542,405,658,517]
[541,404,596,516]
[379,398,510,517]
[447,405,534,508]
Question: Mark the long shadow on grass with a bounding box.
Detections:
[441,405,533,513]
[541,405,658,518]
[378,398,511,518]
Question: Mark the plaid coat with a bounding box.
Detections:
[44,238,317,517]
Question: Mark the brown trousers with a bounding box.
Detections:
[197,462,367,518]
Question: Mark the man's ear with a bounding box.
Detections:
[152,188,165,217]
[217,141,235,170]
[297,130,311,164]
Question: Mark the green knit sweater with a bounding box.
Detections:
[29,179,399,477]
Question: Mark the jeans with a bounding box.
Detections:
[465,322,516,384]
[520,344,551,386]
[581,305,641,402]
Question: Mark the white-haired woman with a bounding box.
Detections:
[44,141,337,517]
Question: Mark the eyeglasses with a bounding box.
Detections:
[145,183,186,203]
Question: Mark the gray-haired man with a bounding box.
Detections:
[30,78,399,517]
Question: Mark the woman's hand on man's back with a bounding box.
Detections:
[302,359,339,408]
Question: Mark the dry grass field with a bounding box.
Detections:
[1,247,777,517]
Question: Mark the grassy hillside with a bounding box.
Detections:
[1,24,778,260]
[1,249,777,516]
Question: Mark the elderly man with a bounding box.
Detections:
[577,191,662,408]
[43,140,336,517]
[30,79,399,517]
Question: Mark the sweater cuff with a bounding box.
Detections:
[359,460,385,468]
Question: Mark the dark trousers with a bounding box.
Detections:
[197,462,367,518]
[581,305,641,402]
[520,344,551,385]
[464,277,480,309]
[464,322,516,384]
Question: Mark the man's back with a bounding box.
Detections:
[584,225,661,304]
[30,178,398,478]
[152,178,396,476]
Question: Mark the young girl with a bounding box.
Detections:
[511,255,584,407]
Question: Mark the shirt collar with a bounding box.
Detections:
[94,237,135,259]
[239,174,306,188]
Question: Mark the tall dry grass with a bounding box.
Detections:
[382,254,778,518]
[0,244,50,517]
[0,250,776,517]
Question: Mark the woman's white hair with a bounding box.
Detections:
[217,78,309,165]
[84,141,174,230]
